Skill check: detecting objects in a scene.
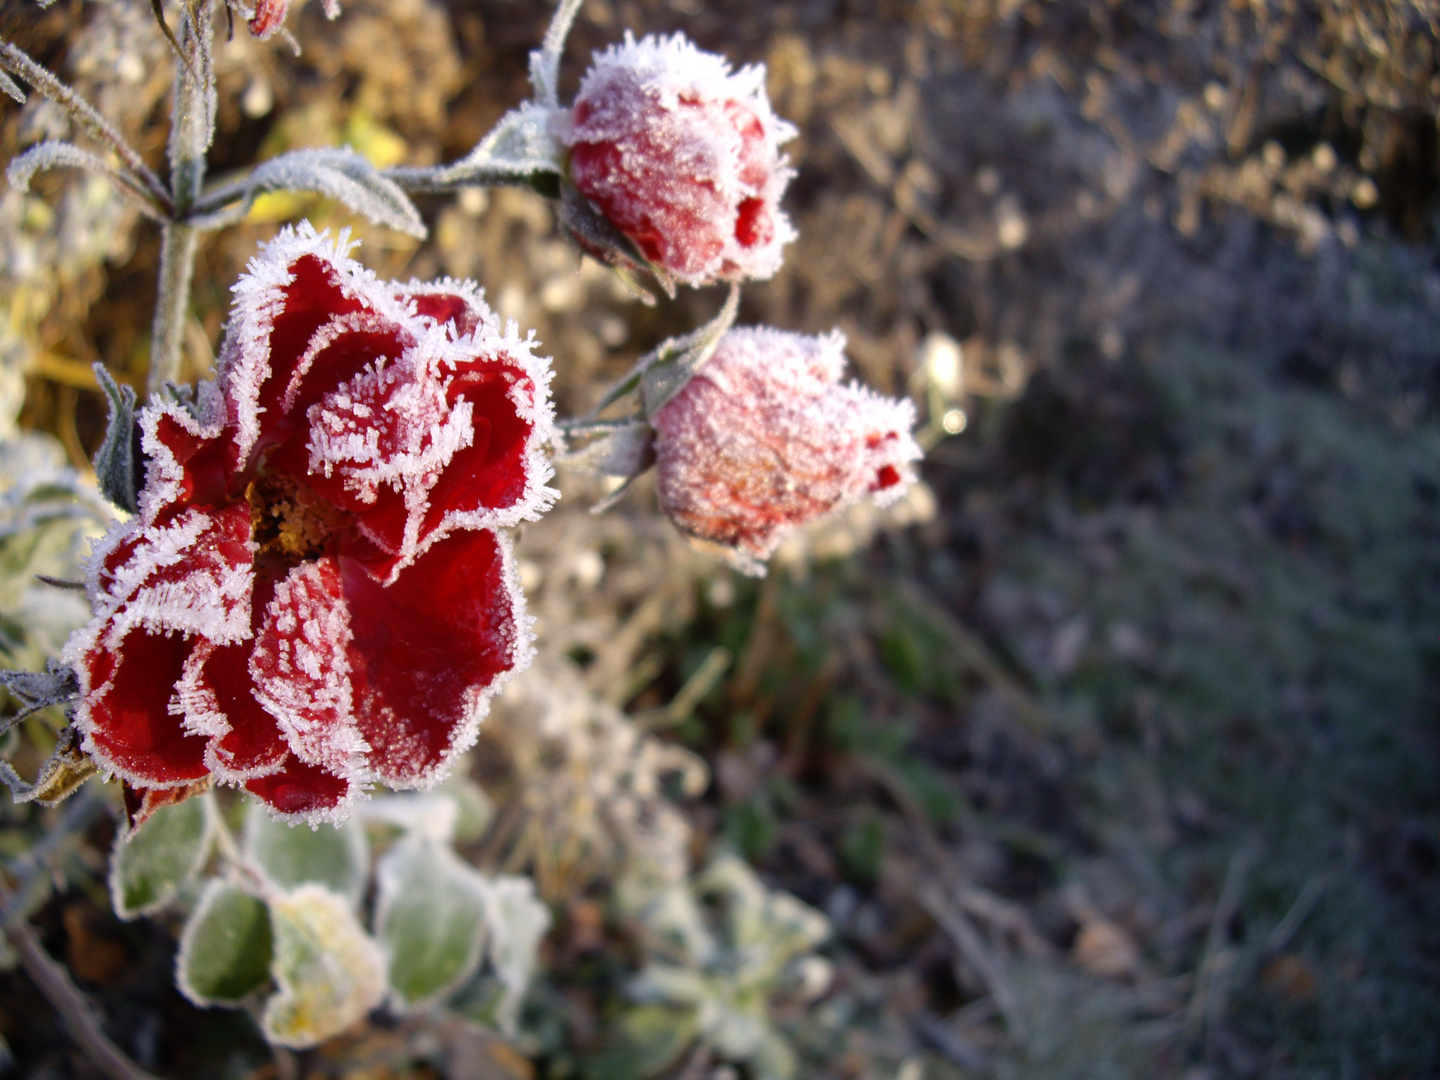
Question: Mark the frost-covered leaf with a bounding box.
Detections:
[361,792,460,844]
[0,725,97,806]
[699,855,828,975]
[194,149,425,237]
[373,835,488,1008]
[6,142,166,221]
[481,874,551,1034]
[706,1001,770,1061]
[749,1028,798,1080]
[560,421,655,480]
[629,963,711,1007]
[262,884,386,1049]
[244,800,368,907]
[440,774,494,842]
[460,103,563,178]
[587,1005,700,1080]
[176,880,273,1005]
[0,661,78,728]
[0,70,25,105]
[640,285,740,417]
[110,793,215,919]
[91,364,140,515]
[619,880,718,967]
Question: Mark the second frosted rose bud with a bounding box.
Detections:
[651,327,921,572]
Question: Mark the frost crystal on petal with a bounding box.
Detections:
[652,327,921,571]
[59,224,554,822]
[558,32,797,286]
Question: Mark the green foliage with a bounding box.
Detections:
[839,813,885,885]
[110,794,215,919]
[597,853,830,1080]
[586,1005,699,1080]
[176,880,273,1005]
[373,835,489,1009]
[243,801,368,906]
[721,798,776,861]
[262,884,387,1050]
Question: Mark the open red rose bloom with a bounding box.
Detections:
[63,225,555,823]
[557,32,797,287]
[652,327,920,573]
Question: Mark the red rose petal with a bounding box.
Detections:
[251,557,367,775]
[245,756,351,817]
[341,529,518,785]
[419,360,533,533]
[187,641,289,779]
[83,629,209,786]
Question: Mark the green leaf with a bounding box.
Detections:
[109,794,214,919]
[90,364,139,515]
[480,874,552,1034]
[749,1028,798,1080]
[244,801,368,906]
[262,884,387,1049]
[176,880,273,1005]
[586,1005,700,1080]
[439,774,494,843]
[373,835,488,1009]
[639,285,740,418]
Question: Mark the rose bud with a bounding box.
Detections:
[651,327,920,572]
[64,224,555,824]
[246,0,340,40]
[554,32,797,287]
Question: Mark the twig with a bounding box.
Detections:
[859,757,1053,959]
[0,40,170,210]
[0,914,161,1080]
[1264,874,1327,955]
[919,880,1025,1042]
[1185,838,1260,1038]
[0,792,159,1080]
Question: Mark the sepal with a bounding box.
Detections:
[91,365,141,516]
[0,724,96,806]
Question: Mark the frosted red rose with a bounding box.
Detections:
[651,327,921,572]
[555,33,797,287]
[63,225,555,823]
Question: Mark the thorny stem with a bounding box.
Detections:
[149,1,216,400]
[0,793,157,1080]
[0,41,172,210]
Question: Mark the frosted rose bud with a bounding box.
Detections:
[246,0,340,40]
[555,33,797,287]
[652,327,921,571]
[63,224,555,824]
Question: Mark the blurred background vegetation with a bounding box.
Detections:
[0,0,1438,1077]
